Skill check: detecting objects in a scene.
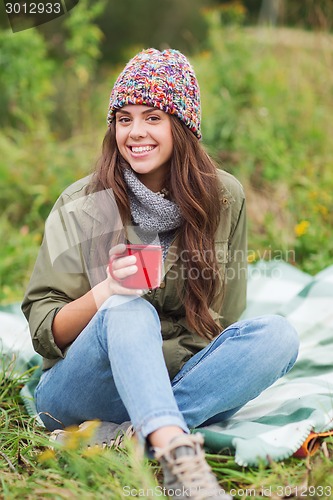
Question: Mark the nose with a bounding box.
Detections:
[129,118,147,140]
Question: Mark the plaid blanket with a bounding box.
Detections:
[1,260,333,466]
[196,261,333,465]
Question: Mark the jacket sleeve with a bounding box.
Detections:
[21,195,91,361]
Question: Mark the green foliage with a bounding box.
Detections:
[0,215,40,303]
[51,0,107,137]
[0,29,55,130]
[98,0,209,63]
[212,1,247,26]
[192,19,333,274]
[0,126,103,302]
[194,13,256,151]
[64,0,107,81]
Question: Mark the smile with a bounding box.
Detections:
[130,145,155,153]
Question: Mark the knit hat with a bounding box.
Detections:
[107,48,201,140]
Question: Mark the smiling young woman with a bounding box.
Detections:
[22,48,299,499]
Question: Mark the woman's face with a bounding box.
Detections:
[115,105,173,191]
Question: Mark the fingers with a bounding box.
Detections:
[107,245,142,296]
[109,254,137,280]
[111,254,136,272]
[105,267,143,296]
[109,243,126,257]
[109,244,138,280]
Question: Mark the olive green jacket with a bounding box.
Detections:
[22,169,247,379]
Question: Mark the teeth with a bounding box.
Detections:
[131,146,155,153]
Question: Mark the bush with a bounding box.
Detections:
[193,19,333,273]
[0,29,55,130]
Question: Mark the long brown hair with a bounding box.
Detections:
[88,115,223,340]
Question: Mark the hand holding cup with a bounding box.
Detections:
[107,243,143,296]
[109,244,162,291]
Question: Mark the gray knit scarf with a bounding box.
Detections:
[123,167,183,260]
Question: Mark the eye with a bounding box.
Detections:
[117,115,131,124]
[147,115,161,122]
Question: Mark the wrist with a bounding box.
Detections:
[92,279,112,309]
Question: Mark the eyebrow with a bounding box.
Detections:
[117,107,160,116]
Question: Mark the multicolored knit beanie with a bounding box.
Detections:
[107,48,201,140]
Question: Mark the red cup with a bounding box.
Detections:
[109,244,162,289]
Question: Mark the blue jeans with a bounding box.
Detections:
[35,296,299,440]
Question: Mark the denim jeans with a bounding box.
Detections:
[35,296,299,440]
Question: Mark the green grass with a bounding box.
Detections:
[1,369,333,499]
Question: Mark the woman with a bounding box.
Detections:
[22,48,299,499]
